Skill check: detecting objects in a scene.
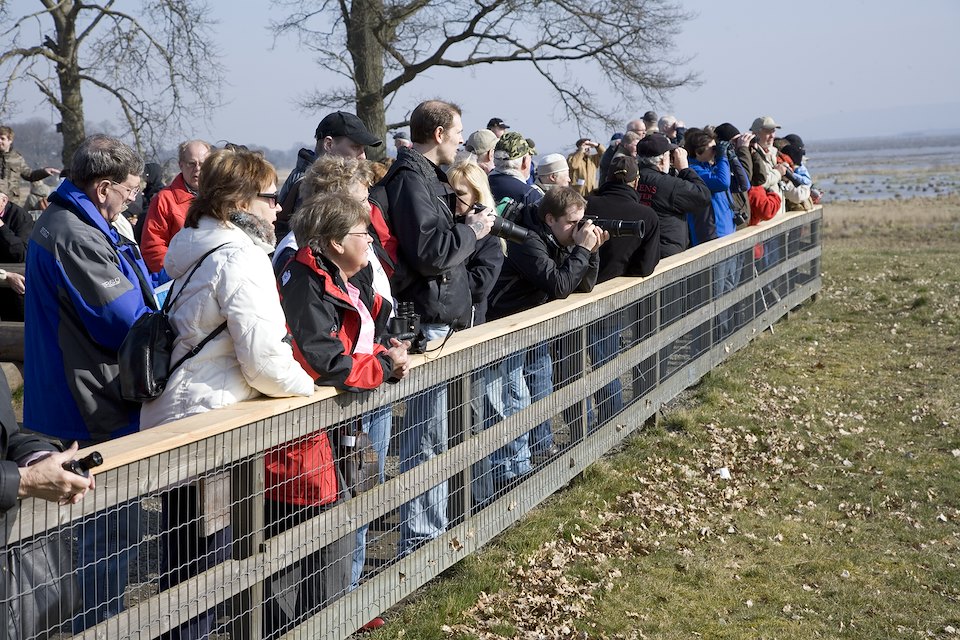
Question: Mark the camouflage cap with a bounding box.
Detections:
[495,131,536,159]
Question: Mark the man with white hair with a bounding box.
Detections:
[534,153,571,192]
[393,130,413,153]
[464,129,498,174]
[658,115,686,145]
[488,132,543,205]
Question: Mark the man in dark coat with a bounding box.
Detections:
[635,133,711,258]
[1,370,93,637]
[488,187,606,469]
[378,99,493,556]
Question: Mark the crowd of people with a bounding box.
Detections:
[0,105,818,637]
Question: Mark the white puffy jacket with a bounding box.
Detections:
[141,216,315,428]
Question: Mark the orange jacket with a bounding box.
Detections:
[140,173,193,273]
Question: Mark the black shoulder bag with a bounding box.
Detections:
[118,243,228,402]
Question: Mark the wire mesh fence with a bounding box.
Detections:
[4,209,821,640]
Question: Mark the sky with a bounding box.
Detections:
[4,0,960,160]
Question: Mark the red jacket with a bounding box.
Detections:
[141,173,193,273]
[268,247,396,507]
[279,246,394,391]
[748,186,781,227]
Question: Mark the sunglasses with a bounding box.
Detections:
[257,192,279,206]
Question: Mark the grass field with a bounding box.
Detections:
[370,196,960,639]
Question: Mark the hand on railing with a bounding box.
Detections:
[386,338,411,379]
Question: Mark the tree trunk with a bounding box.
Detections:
[347,0,387,161]
[52,5,85,167]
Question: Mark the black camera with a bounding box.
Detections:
[472,202,529,244]
[385,301,429,354]
[578,216,644,238]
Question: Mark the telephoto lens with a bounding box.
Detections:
[580,216,644,238]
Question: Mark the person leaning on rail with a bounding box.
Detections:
[486,187,608,481]
[584,155,660,424]
[634,133,711,259]
[275,192,410,635]
[139,146,315,640]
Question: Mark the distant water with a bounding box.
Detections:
[806,134,960,202]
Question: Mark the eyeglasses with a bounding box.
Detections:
[344,231,372,239]
[109,181,140,200]
[257,192,279,206]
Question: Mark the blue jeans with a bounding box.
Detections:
[524,343,554,454]
[73,500,142,633]
[587,315,624,424]
[487,352,533,486]
[351,404,393,589]
[398,323,450,556]
[713,253,742,340]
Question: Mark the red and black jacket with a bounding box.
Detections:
[278,246,395,392]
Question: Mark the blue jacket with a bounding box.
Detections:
[24,180,155,443]
[689,153,735,243]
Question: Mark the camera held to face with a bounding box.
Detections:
[385,301,429,354]
[577,216,645,238]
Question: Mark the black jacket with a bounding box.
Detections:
[586,182,661,282]
[467,234,504,325]
[636,166,710,258]
[488,204,598,321]
[379,147,477,328]
[0,201,34,262]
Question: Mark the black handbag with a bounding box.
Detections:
[118,244,228,402]
[4,533,79,640]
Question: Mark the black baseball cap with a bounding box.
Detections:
[487,117,510,129]
[315,112,382,146]
[636,133,677,157]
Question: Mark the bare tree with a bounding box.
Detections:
[272,0,695,158]
[0,0,223,165]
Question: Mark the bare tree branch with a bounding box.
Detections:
[272,0,696,160]
[0,0,223,164]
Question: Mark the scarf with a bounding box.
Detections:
[228,210,276,252]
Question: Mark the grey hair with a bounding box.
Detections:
[658,115,677,133]
[493,152,523,172]
[178,139,211,163]
[70,134,144,189]
[637,153,666,170]
[292,192,369,254]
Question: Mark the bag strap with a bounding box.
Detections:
[163,242,231,376]
[163,243,230,312]
[116,239,160,311]
[168,320,228,376]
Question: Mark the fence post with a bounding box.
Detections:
[228,454,265,640]
[447,374,472,525]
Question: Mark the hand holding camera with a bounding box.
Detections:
[464,205,494,239]
[573,218,607,252]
